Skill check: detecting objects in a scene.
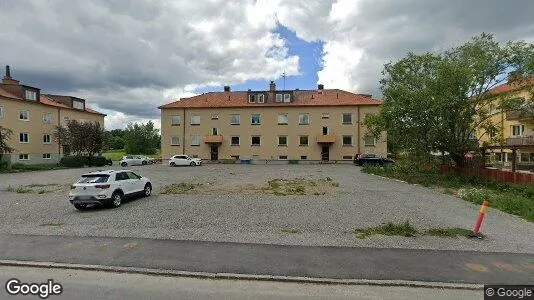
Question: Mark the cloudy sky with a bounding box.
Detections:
[2,0,534,129]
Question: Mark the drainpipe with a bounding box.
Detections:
[182,108,186,155]
[57,108,61,159]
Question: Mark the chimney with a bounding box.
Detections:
[318,84,324,90]
[269,81,276,92]
[2,65,20,85]
[223,85,231,92]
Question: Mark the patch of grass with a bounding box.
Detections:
[160,182,202,194]
[355,221,418,239]
[27,183,57,188]
[103,150,126,161]
[39,223,64,227]
[15,186,33,193]
[425,228,471,238]
[263,178,337,196]
[281,228,300,234]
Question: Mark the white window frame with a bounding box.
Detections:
[230,114,240,125]
[251,136,261,146]
[170,136,180,146]
[251,114,261,125]
[511,124,524,137]
[211,114,219,120]
[342,113,353,124]
[275,94,283,103]
[342,135,353,146]
[19,110,30,121]
[248,94,255,103]
[19,154,29,161]
[298,113,310,125]
[0,105,4,118]
[19,132,29,143]
[43,113,52,124]
[43,134,51,144]
[283,94,290,102]
[364,136,376,147]
[321,113,329,119]
[211,128,218,135]
[190,135,201,146]
[257,94,265,103]
[171,115,181,126]
[42,153,52,160]
[72,100,84,110]
[488,128,496,138]
[278,135,288,146]
[299,135,309,146]
[190,115,200,125]
[278,113,288,125]
[231,136,240,146]
[25,90,37,101]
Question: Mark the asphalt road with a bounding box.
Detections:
[1,234,533,285]
[0,266,481,300]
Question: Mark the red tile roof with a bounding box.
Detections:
[487,77,534,95]
[159,89,382,109]
[0,86,105,116]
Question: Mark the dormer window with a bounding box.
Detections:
[72,100,84,110]
[248,94,255,103]
[25,90,37,101]
[257,94,265,103]
[283,94,290,102]
[276,94,283,102]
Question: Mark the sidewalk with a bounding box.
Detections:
[0,234,532,285]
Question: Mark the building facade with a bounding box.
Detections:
[159,83,386,162]
[475,79,534,169]
[0,66,105,165]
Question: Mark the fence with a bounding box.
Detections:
[440,165,534,184]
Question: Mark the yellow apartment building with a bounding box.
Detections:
[159,82,386,162]
[0,66,105,165]
[476,79,534,169]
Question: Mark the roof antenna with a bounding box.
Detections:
[5,65,11,78]
[281,71,286,90]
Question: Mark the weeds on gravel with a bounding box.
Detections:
[160,182,202,194]
[5,184,59,194]
[281,228,300,234]
[354,221,471,239]
[263,178,339,196]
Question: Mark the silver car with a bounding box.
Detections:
[119,155,151,167]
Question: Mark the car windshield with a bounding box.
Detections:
[78,175,109,183]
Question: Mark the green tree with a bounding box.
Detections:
[366,33,534,165]
[55,120,107,158]
[123,121,159,155]
[0,125,15,168]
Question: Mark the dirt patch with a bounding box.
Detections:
[5,183,67,194]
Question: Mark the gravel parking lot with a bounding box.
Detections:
[0,163,533,253]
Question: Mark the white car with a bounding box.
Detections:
[169,155,202,166]
[69,170,152,210]
[119,155,151,167]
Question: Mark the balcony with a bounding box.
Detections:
[316,134,336,143]
[203,135,223,144]
[507,136,534,146]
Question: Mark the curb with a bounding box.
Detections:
[0,260,483,290]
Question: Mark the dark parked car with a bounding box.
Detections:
[354,153,395,166]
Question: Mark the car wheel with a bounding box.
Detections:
[110,192,122,208]
[143,183,152,197]
[170,162,176,167]
[142,161,147,165]
[190,161,195,166]
[121,162,127,167]
[73,204,87,210]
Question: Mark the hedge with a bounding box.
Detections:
[59,155,110,167]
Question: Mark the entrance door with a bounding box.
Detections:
[321,145,329,161]
[210,145,219,161]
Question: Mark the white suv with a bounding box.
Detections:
[69,170,152,210]
[169,155,202,166]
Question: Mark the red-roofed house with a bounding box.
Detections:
[0,65,105,165]
[158,82,386,162]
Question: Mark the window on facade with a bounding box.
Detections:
[283,94,290,102]
[342,113,353,124]
[257,94,265,103]
[171,115,181,126]
[251,136,261,146]
[275,94,283,102]
[300,156,307,160]
[279,155,288,160]
[521,153,530,162]
[488,128,496,138]
[248,94,256,103]
[19,154,29,160]
[171,136,180,146]
[299,136,309,146]
[211,114,219,120]
[0,106,4,118]
[43,113,52,124]
[190,135,201,146]
[298,113,309,125]
[342,135,353,146]
[230,114,240,125]
[19,133,29,143]
[278,113,288,125]
[63,116,69,125]
[43,134,51,144]
[511,124,524,136]
[190,116,200,125]
[211,128,218,135]
[321,113,329,119]
[19,110,29,121]
[25,90,37,101]
[42,153,51,160]
[231,136,240,146]
[73,100,84,110]
[278,136,287,146]
[251,114,261,125]
[364,136,376,146]
[343,156,353,159]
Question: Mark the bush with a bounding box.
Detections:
[59,156,86,168]
[86,156,108,167]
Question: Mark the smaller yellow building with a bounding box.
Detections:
[0,66,106,165]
